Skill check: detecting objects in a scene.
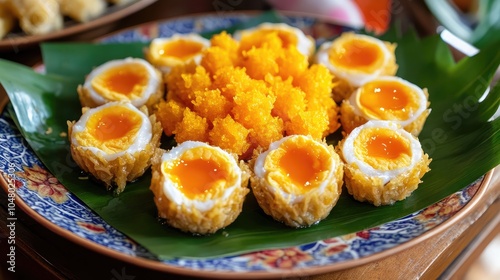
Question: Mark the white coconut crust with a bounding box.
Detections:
[149,153,250,235]
[249,143,344,228]
[336,139,431,206]
[67,107,162,194]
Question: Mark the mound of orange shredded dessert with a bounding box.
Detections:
[156,31,340,159]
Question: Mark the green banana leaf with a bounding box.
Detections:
[1,11,499,260]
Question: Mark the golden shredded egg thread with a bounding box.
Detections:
[338,120,431,206]
[68,102,162,194]
[155,31,340,159]
[150,141,250,234]
[251,135,344,227]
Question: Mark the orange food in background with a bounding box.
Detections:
[156,31,340,159]
[353,0,392,34]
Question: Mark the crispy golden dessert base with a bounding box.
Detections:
[149,157,250,235]
[155,32,340,160]
[331,77,355,104]
[337,140,431,206]
[67,110,162,194]
[249,144,344,228]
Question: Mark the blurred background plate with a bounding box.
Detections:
[0,0,156,52]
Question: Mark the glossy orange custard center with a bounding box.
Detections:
[89,107,140,141]
[101,65,148,95]
[367,134,410,159]
[158,40,204,60]
[170,158,228,198]
[279,146,321,189]
[359,80,410,116]
[331,39,382,69]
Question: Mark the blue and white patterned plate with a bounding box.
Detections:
[0,13,490,278]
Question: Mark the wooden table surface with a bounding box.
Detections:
[0,0,499,279]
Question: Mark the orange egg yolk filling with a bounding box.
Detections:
[156,39,205,61]
[87,106,142,142]
[366,134,410,159]
[166,152,230,199]
[95,64,149,96]
[330,38,383,70]
[359,80,412,119]
[278,145,325,191]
